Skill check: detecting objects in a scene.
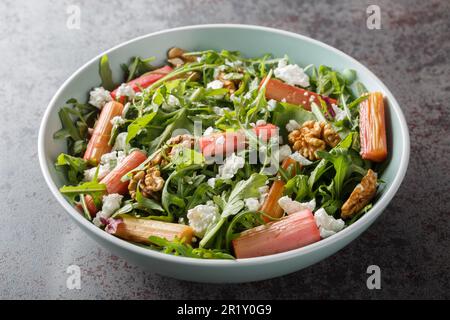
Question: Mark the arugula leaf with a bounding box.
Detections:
[58,108,82,141]
[317,148,352,199]
[308,158,331,189]
[59,180,106,207]
[354,82,368,97]
[285,174,313,202]
[200,173,267,248]
[186,183,214,210]
[148,236,234,259]
[99,55,115,91]
[272,102,316,139]
[55,153,87,185]
[311,101,328,123]
[126,112,157,144]
[147,108,193,154]
[225,210,264,250]
[161,165,202,217]
[135,184,164,212]
[222,173,268,218]
[121,56,155,83]
[171,146,204,170]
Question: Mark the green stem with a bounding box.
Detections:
[199,217,226,248]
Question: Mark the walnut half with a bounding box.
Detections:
[341,169,378,219]
[288,120,340,161]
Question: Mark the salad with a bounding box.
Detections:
[54,47,388,259]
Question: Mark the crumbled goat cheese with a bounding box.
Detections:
[89,87,112,109]
[244,185,270,212]
[225,59,243,68]
[215,135,225,145]
[115,83,135,99]
[331,104,347,121]
[207,178,216,188]
[83,166,109,182]
[83,151,125,181]
[112,132,129,151]
[256,119,267,127]
[258,185,269,204]
[314,208,345,238]
[217,153,245,179]
[277,145,292,162]
[244,198,261,212]
[274,60,310,87]
[286,119,301,132]
[93,193,123,227]
[213,106,230,116]
[278,196,316,214]
[111,116,125,126]
[167,95,180,106]
[101,150,126,168]
[244,92,253,100]
[187,202,220,237]
[102,193,123,215]
[207,80,224,89]
[203,126,215,136]
[267,99,277,111]
[290,151,313,166]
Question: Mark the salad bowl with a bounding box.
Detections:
[38,24,409,283]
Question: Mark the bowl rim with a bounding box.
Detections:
[38,23,410,266]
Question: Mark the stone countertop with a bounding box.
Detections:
[1,0,449,299]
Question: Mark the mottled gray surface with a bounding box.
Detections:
[1,0,449,299]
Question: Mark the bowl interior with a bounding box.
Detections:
[39,25,409,266]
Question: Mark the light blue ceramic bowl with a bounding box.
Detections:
[38,24,409,283]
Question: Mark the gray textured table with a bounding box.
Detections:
[1,0,449,299]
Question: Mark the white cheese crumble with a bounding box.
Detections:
[277,145,292,163]
[213,106,230,116]
[278,196,316,215]
[101,150,126,168]
[267,99,277,111]
[244,198,261,212]
[89,87,112,109]
[83,166,109,182]
[112,132,129,151]
[187,202,220,237]
[215,135,225,145]
[314,208,345,238]
[83,151,125,181]
[217,153,245,180]
[203,126,215,136]
[256,119,267,127]
[258,185,269,204]
[286,119,301,132]
[331,104,347,121]
[207,80,224,89]
[274,60,310,87]
[115,83,135,99]
[225,59,243,68]
[111,116,125,126]
[167,95,180,106]
[207,178,216,188]
[290,151,313,166]
[93,193,123,227]
[101,193,123,215]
